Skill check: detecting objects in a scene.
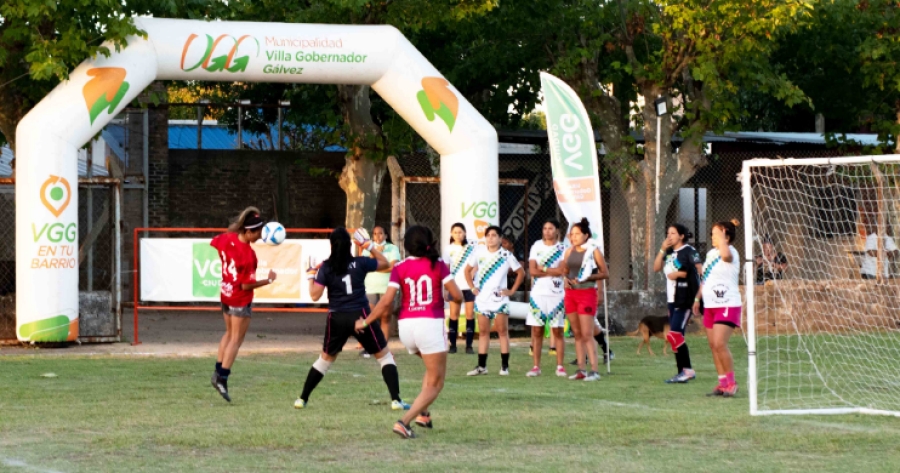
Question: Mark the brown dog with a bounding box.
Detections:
[627,315,671,356]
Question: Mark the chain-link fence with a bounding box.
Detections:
[0,180,122,341]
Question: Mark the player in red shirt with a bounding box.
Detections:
[358,225,462,439]
[209,207,277,402]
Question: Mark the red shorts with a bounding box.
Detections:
[564,288,598,316]
[703,306,742,329]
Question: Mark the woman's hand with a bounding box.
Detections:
[501,289,514,297]
[692,300,701,315]
[268,269,277,283]
[354,319,367,333]
[472,287,480,296]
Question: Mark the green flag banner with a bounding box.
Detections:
[540,72,605,251]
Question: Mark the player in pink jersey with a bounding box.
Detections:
[359,225,462,439]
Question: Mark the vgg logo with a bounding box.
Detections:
[461,201,497,219]
[180,34,260,73]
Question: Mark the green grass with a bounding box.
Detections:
[1,336,899,472]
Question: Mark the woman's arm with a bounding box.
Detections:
[356,286,398,331]
[719,244,734,263]
[503,267,525,296]
[465,262,478,294]
[308,279,325,301]
[369,247,389,271]
[242,268,277,290]
[445,280,463,303]
[589,248,609,281]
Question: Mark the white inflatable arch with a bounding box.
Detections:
[16,18,498,342]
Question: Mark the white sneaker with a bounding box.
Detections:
[526,367,541,377]
[467,366,489,376]
[584,371,601,382]
[555,366,567,377]
[499,367,510,376]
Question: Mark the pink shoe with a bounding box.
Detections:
[555,366,567,377]
[722,383,739,397]
[526,367,541,377]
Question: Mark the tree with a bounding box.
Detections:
[529,0,812,290]
[0,0,224,162]
[225,0,497,230]
[857,0,900,152]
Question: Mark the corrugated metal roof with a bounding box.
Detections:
[721,132,882,146]
[0,146,12,176]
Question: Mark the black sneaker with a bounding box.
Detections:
[393,420,416,439]
[569,359,578,366]
[465,347,475,354]
[448,346,458,354]
[414,411,433,429]
[211,373,231,402]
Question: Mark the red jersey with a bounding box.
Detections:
[210,232,258,307]
[388,257,452,320]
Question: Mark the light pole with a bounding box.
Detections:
[277,100,290,151]
[653,96,669,214]
[237,99,250,150]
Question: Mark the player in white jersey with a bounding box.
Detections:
[693,219,742,397]
[465,226,524,376]
[445,223,476,354]
[526,219,568,377]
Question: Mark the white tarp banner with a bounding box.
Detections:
[140,238,332,303]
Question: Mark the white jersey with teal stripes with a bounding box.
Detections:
[447,242,475,291]
[466,245,521,314]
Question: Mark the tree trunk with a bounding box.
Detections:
[336,84,385,230]
[895,100,900,154]
[0,92,26,176]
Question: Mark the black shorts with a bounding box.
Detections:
[221,303,252,318]
[323,309,388,356]
[461,290,476,303]
[667,303,691,335]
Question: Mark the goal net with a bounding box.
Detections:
[744,156,900,417]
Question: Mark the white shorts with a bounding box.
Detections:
[398,318,448,355]
[526,295,566,328]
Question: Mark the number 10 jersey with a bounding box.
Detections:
[389,257,452,320]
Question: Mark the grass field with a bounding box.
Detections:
[2,335,899,473]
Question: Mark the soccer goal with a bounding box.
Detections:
[743,155,900,417]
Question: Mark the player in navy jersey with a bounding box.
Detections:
[294,227,410,411]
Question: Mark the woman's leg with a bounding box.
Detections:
[464,301,476,350]
[448,301,461,350]
[580,316,599,372]
[712,324,735,376]
[495,314,510,372]
[400,352,447,426]
[221,315,251,370]
[551,327,565,367]
[567,313,584,372]
[706,327,725,376]
[531,325,544,368]
[216,312,231,367]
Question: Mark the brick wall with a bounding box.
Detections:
[162,150,392,230]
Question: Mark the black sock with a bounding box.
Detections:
[215,361,222,372]
[501,352,510,370]
[594,332,608,353]
[216,366,231,378]
[300,367,325,402]
[465,319,475,348]
[448,324,458,348]
[381,364,402,402]
[675,348,684,372]
[478,353,487,368]
[679,344,692,370]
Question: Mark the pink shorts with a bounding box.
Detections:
[564,288,598,316]
[703,306,742,329]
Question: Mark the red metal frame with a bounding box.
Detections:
[132,227,333,345]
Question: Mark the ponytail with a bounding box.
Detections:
[228,206,261,233]
[713,219,741,243]
[405,225,440,269]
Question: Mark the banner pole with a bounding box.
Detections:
[604,279,610,374]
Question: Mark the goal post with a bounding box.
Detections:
[743,155,900,417]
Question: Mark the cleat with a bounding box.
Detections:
[569,370,587,380]
[393,421,416,439]
[211,373,231,402]
[706,385,725,397]
[722,383,739,398]
[526,367,541,377]
[293,398,307,409]
[608,350,615,360]
[665,370,694,384]
[465,347,475,355]
[569,359,579,366]
[467,366,489,376]
[499,367,510,376]
[683,368,696,380]
[448,346,458,354]
[415,412,433,429]
[392,400,411,411]
[555,366,567,377]
[584,371,601,381]
[548,347,557,356]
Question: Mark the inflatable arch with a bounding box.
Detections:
[15,18,498,342]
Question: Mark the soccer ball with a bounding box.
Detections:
[261,222,286,245]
